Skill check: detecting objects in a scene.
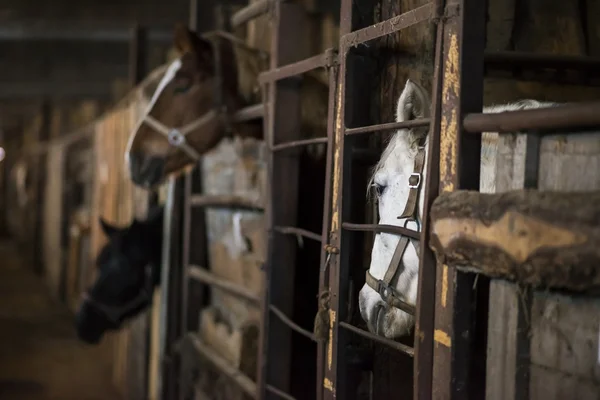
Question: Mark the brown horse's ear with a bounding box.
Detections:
[174,23,195,53]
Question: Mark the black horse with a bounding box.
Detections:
[75,205,164,344]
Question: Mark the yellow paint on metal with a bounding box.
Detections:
[439,32,459,193]
[434,329,451,347]
[327,309,336,370]
[330,77,344,231]
[441,264,448,308]
[323,378,334,392]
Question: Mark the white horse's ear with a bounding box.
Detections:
[396,79,429,123]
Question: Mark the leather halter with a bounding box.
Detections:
[141,108,224,161]
[365,142,426,315]
[81,265,153,325]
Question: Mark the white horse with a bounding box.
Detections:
[359,79,555,339]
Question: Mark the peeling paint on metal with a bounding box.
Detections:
[330,66,344,232]
[327,309,336,370]
[441,264,448,308]
[439,33,459,193]
[323,378,334,391]
[434,329,451,347]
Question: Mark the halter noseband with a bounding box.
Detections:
[81,265,154,325]
[365,141,426,315]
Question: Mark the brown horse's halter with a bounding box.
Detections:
[81,265,154,325]
[365,142,425,315]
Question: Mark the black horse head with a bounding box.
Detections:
[75,205,164,344]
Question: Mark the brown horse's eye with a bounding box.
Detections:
[173,76,192,94]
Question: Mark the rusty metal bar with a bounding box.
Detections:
[485,51,600,72]
[274,226,322,242]
[188,265,261,305]
[189,335,258,398]
[258,49,336,84]
[341,222,420,240]
[189,194,264,212]
[231,0,278,27]
[463,101,600,134]
[339,3,434,49]
[269,305,317,342]
[345,118,431,136]
[266,385,297,400]
[338,322,415,357]
[233,104,264,123]
[412,9,444,400]
[271,137,328,152]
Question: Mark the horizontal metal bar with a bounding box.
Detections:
[232,104,265,122]
[258,49,336,84]
[189,334,258,398]
[266,385,297,400]
[188,265,261,305]
[338,322,415,357]
[270,305,317,342]
[189,194,264,211]
[342,223,420,240]
[231,0,279,27]
[203,30,268,57]
[271,137,328,152]
[273,226,322,242]
[463,101,600,134]
[485,51,600,72]
[340,3,433,49]
[345,118,431,136]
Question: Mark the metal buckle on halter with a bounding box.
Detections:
[376,279,394,303]
[408,173,421,189]
[168,129,186,147]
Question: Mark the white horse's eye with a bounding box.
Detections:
[372,183,387,197]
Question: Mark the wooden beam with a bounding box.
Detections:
[429,190,600,293]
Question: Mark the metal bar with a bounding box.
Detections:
[188,265,261,305]
[233,104,265,122]
[259,50,335,84]
[463,101,600,134]
[180,167,192,357]
[189,194,264,211]
[270,305,317,342]
[338,322,415,357]
[266,385,297,400]
[345,119,431,136]
[271,137,328,152]
[274,226,322,242]
[485,50,600,72]
[413,10,444,400]
[231,0,275,27]
[339,3,434,49]
[341,222,420,240]
[189,335,258,399]
[129,25,148,86]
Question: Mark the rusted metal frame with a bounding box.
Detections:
[233,104,265,123]
[339,3,434,49]
[271,137,328,152]
[189,194,264,212]
[266,385,297,400]
[342,222,419,239]
[413,9,444,400]
[315,61,338,400]
[189,335,258,398]
[338,322,415,356]
[258,49,336,85]
[269,305,317,341]
[188,265,261,304]
[274,226,322,242]
[257,1,307,398]
[180,168,193,354]
[463,101,600,134]
[231,0,281,27]
[345,119,431,136]
[433,0,488,398]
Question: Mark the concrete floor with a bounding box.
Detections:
[0,241,121,400]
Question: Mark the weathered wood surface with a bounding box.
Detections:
[429,190,600,293]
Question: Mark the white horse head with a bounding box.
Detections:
[359,79,430,339]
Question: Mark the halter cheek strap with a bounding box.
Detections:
[365,141,426,314]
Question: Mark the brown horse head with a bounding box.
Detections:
[126,24,249,188]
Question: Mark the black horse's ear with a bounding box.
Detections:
[99,217,119,237]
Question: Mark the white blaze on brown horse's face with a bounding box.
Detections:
[126,25,223,188]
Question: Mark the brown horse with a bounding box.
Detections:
[126,24,262,188]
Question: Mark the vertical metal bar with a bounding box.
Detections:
[414,12,445,400]
[258,1,308,399]
[128,24,148,87]
[433,0,488,398]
